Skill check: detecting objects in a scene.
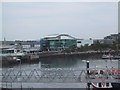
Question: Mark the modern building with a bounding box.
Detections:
[40,34,80,51]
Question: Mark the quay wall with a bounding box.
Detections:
[38,51,119,60]
[1,51,119,67]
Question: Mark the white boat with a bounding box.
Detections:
[113,55,120,59]
[102,54,120,59]
[1,48,25,61]
[102,54,113,59]
[1,48,25,57]
[91,82,112,90]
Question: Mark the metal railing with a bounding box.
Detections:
[1,68,120,83]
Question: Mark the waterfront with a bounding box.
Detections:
[1,57,119,89]
[4,57,118,69]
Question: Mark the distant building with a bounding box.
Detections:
[93,33,120,45]
[93,39,114,45]
[40,34,80,51]
[77,39,93,47]
[104,33,120,41]
[1,40,40,53]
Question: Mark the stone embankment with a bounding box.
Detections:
[1,50,119,67]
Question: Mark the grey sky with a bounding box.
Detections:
[2,2,118,41]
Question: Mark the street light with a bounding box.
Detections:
[82,60,90,90]
[16,58,22,90]
[82,60,90,78]
[86,61,90,75]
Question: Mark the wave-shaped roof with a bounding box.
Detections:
[44,34,82,40]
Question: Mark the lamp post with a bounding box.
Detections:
[82,60,90,90]
[118,59,120,70]
[82,60,90,75]
[16,58,22,90]
[86,61,90,75]
[86,61,91,90]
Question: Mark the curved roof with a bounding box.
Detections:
[44,34,82,40]
[44,34,59,38]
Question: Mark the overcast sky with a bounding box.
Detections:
[1,2,118,41]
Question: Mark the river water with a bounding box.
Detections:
[2,58,119,88]
[12,58,119,71]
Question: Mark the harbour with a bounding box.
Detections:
[1,2,120,89]
[1,33,120,90]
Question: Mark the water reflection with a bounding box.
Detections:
[10,58,119,70]
[40,57,78,68]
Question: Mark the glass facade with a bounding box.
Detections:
[40,38,77,51]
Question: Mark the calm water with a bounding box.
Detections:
[12,58,119,69]
[2,58,119,88]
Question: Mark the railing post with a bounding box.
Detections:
[86,61,89,75]
[117,60,120,83]
[86,61,91,90]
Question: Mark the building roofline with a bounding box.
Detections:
[44,34,82,40]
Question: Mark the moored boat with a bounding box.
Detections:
[102,54,113,59]
[113,55,120,59]
[91,82,113,90]
[90,69,120,90]
[1,48,25,62]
